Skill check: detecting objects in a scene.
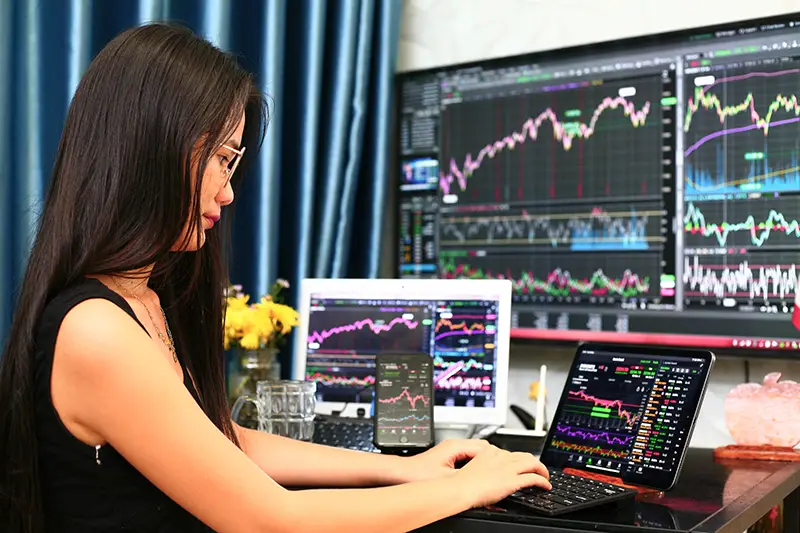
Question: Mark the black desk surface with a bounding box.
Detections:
[420,447,800,533]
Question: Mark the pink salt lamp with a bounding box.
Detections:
[724,372,800,447]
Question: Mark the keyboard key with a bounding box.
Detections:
[505,469,637,516]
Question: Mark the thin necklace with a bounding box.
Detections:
[111,277,178,363]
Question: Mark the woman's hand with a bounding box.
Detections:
[401,438,499,482]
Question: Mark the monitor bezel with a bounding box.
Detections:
[392,12,800,357]
[292,277,513,427]
[538,342,716,490]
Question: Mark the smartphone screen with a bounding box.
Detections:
[374,354,434,450]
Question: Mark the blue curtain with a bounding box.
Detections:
[0,0,402,373]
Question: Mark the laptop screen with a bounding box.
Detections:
[538,343,715,490]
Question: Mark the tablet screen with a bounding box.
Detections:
[539,343,714,490]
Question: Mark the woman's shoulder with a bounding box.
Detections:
[38,277,143,352]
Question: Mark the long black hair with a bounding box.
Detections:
[0,23,268,532]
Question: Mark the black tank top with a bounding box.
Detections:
[34,277,214,532]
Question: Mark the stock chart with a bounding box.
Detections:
[397,17,800,352]
[304,298,501,408]
[439,76,663,205]
[433,70,675,310]
[682,59,800,310]
[375,355,433,446]
[439,251,659,303]
[304,302,432,403]
[432,304,499,407]
[546,351,706,474]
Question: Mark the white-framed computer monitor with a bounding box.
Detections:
[292,278,512,427]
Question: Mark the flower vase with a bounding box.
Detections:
[226,346,281,406]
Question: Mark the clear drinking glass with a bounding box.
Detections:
[231,380,316,441]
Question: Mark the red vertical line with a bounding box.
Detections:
[550,94,557,199]
[442,106,449,196]
[578,89,584,198]
[470,106,478,202]
[519,96,525,201]
[496,101,502,203]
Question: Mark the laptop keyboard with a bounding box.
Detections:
[506,470,637,516]
[311,415,379,453]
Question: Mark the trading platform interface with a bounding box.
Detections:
[540,348,709,485]
[304,296,500,408]
[397,16,800,352]
[375,355,433,446]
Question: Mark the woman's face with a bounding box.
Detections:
[176,111,245,252]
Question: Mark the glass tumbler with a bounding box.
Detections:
[232,380,316,441]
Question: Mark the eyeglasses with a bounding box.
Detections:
[221,144,246,187]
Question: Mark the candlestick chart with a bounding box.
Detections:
[683,65,800,197]
[439,252,658,302]
[438,76,663,205]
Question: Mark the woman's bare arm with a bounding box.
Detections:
[235,426,409,487]
[51,300,475,533]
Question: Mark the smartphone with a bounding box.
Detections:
[373,353,435,454]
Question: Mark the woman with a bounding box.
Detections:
[0,23,550,533]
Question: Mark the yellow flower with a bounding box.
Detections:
[240,331,261,350]
[270,303,299,334]
[223,282,300,350]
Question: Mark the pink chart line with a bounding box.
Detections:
[434,361,464,384]
[684,116,800,157]
[308,317,419,345]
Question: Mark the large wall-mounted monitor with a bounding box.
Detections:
[395,14,800,355]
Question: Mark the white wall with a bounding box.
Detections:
[397,1,800,448]
[398,0,800,72]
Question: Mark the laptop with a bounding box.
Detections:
[504,342,715,516]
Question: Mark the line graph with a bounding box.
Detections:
[567,390,642,426]
[683,254,797,305]
[685,146,800,195]
[439,204,663,251]
[683,63,800,196]
[377,414,431,423]
[550,439,628,459]
[308,316,419,345]
[433,356,490,369]
[378,388,430,408]
[375,356,433,443]
[684,198,800,248]
[439,76,663,204]
[555,424,635,446]
[306,307,429,353]
[684,68,800,133]
[306,372,375,388]
[439,253,656,300]
[441,96,651,194]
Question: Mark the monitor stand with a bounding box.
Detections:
[435,423,477,442]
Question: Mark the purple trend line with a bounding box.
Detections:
[697,68,800,94]
[434,329,486,341]
[684,116,800,157]
[555,424,634,445]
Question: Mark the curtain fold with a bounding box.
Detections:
[0,0,402,376]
